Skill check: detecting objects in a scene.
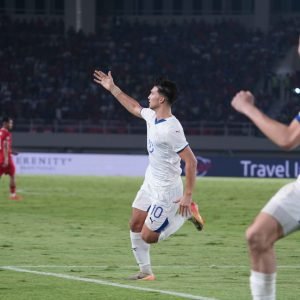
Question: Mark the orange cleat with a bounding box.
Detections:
[189,202,205,231]
[128,272,156,281]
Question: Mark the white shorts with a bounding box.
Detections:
[132,178,183,233]
[262,181,300,235]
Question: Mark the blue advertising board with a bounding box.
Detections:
[182,156,300,178]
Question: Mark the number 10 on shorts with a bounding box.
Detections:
[150,204,163,218]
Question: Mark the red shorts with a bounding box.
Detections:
[0,160,15,176]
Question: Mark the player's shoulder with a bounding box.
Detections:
[0,128,7,136]
[167,116,183,128]
[141,108,156,119]
[165,116,185,134]
[141,107,155,115]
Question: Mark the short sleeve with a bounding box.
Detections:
[166,122,189,153]
[0,130,8,141]
[141,108,156,123]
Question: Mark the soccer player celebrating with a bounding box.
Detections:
[230,36,300,300]
[94,70,204,280]
[0,117,22,200]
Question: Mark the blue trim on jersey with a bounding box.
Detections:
[155,118,166,124]
[154,218,169,233]
[177,143,189,154]
[295,114,300,122]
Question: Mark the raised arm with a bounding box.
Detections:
[93,70,142,118]
[231,91,300,150]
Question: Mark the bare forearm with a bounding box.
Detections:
[111,85,142,118]
[184,161,197,197]
[244,106,291,148]
[3,143,9,162]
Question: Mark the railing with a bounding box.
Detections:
[14,119,258,136]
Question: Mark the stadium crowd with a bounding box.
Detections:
[0,15,299,134]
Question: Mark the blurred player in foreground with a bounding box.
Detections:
[94,70,204,280]
[0,117,22,200]
[231,37,300,300]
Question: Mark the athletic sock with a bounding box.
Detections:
[10,184,16,194]
[130,231,152,274]
[158,214,185,242]
[250,270,276,300]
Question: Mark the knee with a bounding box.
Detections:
[141,232,158,244]
[129,219,143,232]
[245,226,270,253]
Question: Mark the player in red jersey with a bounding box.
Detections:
[0,117,22,200]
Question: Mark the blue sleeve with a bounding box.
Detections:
[295,113,300,122]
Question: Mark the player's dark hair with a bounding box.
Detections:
[154,77,178,105]
[2,116,11,123]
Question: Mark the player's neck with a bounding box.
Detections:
[155,106,173,120]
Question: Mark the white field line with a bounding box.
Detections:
[4,264,300,269]
[1,266,217,300]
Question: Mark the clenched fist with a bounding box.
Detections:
[231,90,255,115]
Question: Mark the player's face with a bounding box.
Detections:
[148,86,163,110]
[3,120,13,130]
[7,120,13,130]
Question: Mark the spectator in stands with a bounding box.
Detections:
[1,15,300,134]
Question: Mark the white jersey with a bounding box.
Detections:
[141,108,189,187]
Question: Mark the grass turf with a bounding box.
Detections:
[0,176,299,300]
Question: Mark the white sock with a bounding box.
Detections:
[130,231,152,274]
[250,270,276,300]
[158,214,186,242]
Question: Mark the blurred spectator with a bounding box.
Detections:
[0,15,299,134]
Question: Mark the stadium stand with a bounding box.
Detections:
[0,14,299,135]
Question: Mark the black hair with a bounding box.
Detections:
[2,116,11,123]
[154,77,178,105]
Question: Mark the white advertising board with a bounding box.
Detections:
[13,153,148,176]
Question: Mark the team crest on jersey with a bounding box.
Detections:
[148,139,154,153]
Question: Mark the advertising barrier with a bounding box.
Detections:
[13,153,148,176]
[13,153,300,178]
[192,156,300,178]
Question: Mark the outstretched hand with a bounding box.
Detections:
[93,70,115,92]
[231,90,255,115]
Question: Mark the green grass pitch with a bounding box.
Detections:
[0,176,299,300]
